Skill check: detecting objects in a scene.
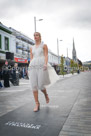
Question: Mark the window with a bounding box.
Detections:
[22,45,25,55]
[5,37,9,50]
[27,46,29,51]
[0,35,1,49]
[27,46,30,58]
[16,42,18,53]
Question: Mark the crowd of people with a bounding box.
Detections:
[0,63,29,89]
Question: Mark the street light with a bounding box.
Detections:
[57,38,63,65]
[34,16,43,32]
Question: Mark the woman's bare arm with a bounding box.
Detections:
[43,44,48,66]
[30,48,33,62]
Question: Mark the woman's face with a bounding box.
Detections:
[34,32,41,42]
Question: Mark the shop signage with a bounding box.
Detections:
[14,57,28,63]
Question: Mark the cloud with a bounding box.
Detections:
[0,0,31,18]
[1,0,91,29]
[0,0,91,18]
[0,0,91,29]
[62,2,91,29]
[0,0,91,61]
[0,0,55,17]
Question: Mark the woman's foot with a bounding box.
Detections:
[33,102,40,112]
[45,94,49,103]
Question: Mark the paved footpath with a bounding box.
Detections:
[58,71,91,136]
[0,72,91,136]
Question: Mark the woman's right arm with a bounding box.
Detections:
[30,48,33,62]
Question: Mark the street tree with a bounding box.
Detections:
[60,55,64,76]
[70,59,74,74]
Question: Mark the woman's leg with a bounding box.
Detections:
[41,88,49,103]
[33,91,40,112]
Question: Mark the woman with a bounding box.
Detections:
[29,32,51,112]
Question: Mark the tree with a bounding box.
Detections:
[74,62,78,72]
[60,55,64,76]
[70,59,74,74]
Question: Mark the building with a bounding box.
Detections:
[0,22,14,67]
[9,27,35,66]
[83,61,91,70]
[64,57,71,73]
[0,22,35,68]
[48,50,58,66]
[1,22,79,73]
[0,22,59,69]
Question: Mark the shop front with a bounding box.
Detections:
[14,57,29,67]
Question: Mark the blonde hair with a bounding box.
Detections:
[34,32,41,42]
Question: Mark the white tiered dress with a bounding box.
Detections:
[29,43,59,91]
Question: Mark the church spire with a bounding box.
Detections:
[73,38,75,50]
[72,38,77,61]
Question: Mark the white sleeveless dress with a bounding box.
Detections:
[29,43,59,91]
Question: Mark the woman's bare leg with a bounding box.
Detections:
[33,91,40,112]
[41,89,49,103]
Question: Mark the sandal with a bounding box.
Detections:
[33,102,40,112]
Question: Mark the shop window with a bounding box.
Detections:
[5,37,9,50]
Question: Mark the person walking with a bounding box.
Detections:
[13,63,19,86]
[3,66,10,87]
[29,32,51,112]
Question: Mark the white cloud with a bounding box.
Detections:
[0,0,91,62]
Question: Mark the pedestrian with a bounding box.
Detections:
[29,32,59,112]
[2,66,10,87]
[13,63,19,86]
[77,68,80,74]
[0,68,3,88]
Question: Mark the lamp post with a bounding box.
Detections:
[34,16,43,32]
[57,38,63,65]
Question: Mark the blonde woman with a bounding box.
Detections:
[29,32,50,112]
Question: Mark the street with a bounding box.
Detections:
[0,72,91,136]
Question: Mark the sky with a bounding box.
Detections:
[0,0,91,62]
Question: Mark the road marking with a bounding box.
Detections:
[5,121,41,130]
[41,105,59,108]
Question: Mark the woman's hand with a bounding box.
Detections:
[43,64,47,70]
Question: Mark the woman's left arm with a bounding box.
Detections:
[43,44,48,69]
